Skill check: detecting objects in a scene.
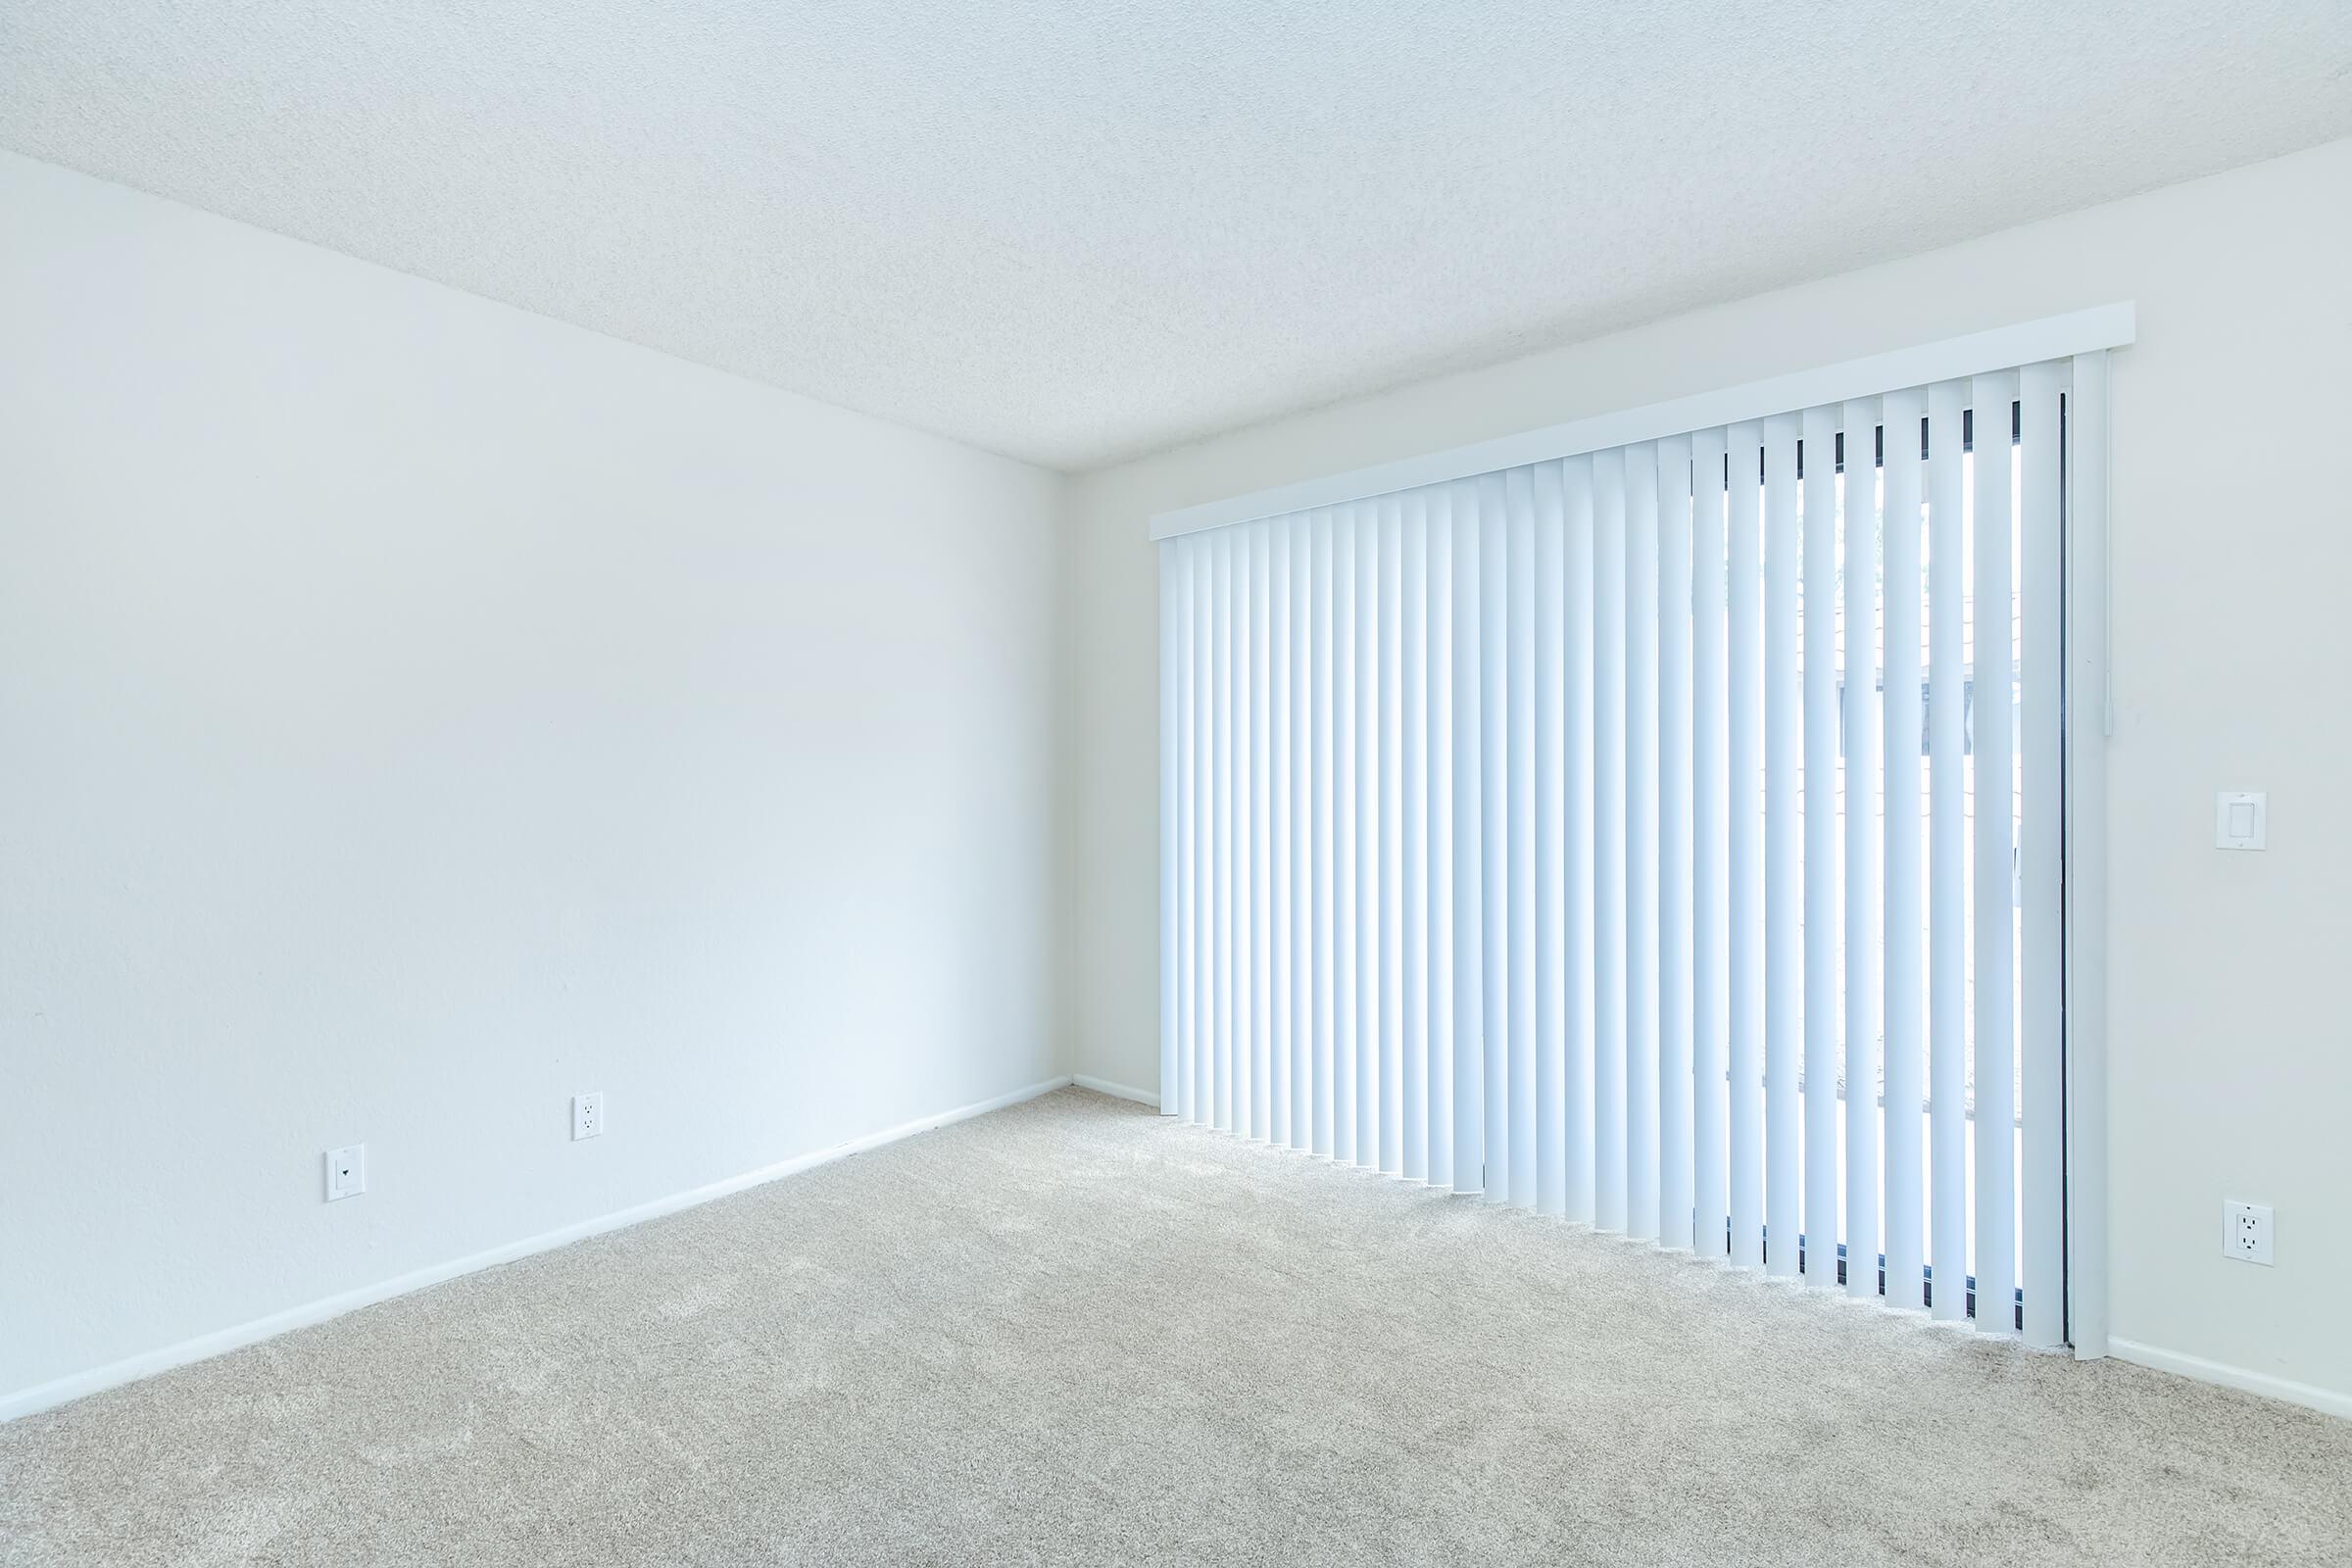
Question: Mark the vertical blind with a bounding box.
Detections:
[1157,366,2071,1342]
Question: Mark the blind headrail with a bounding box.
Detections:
[1148,303,2134,541]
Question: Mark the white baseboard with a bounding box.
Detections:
[1070,1073,1159,1108]
[42,1083,2338,1435]
[0,1074,1075,1424]
[2108,1337,2352,1422]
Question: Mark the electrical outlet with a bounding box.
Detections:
[325,1144,367,1201]
[2223,1200,2273,1266]
[571,1092,604,1142]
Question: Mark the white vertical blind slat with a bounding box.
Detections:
[1271,520,1295,1147]
[1358,501,1384,1167]
[1247,523,1269,1141]
[1345,510,1364,1161]
[1800,404,1839,1288]
[1428,491,1456,1189]
[1927,380,1969,1321]
[1842,397,1885,1298]
[1881,392,1928,1307]
[1534,462,1570,1217]
[1379,498,1405,1172]
[1292,516,1314,1152]
[1402,496,1431,1181]
[1312,510,1337,1156]
[1160,539,1181,1115]
[1478,471,1512,1201]
[1177,538,1200,1123]
[1626,443,1661,1242]
[1564,458,1598,1225]
[1726,421,1766,1269]
[1690,428,1730,1258]
[2020,362,2065,1348]
[1763,414,1802,1278]
[1657,435,1694,1251]
[1973,369,2019,1336]
[1506,469,1539,1206]
[1215,528,1235,1134]
[1233,528,1251,1138]
[1451,481,1487,1193]
[1228,528,1246,1134]
[1593,447,1629,1232]
[1236,527,1253,1136]
[1196,535,1214,1127]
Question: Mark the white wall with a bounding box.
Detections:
[0,153,1064,1406]
[1064,139,2352,1408]
[10,135,2349,1421]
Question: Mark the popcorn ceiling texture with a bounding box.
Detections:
[2,1,2349,470]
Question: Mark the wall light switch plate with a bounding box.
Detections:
[572,1092,604,1141]
[2215,791,2266,851]
[325,1144,367,1201]
[2224,1200,2273,1265]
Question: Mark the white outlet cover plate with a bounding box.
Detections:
[572,1092,603,1141]
[2223,1199,2274,1265]
[325,1144,367,1201]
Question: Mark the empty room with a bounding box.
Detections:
[4,3,2349,1562]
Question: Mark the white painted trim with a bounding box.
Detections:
[1071,1073,1161,1108]
[2109,1338,2352,1423]
[1150,304,2138,540]
[2064,351,2112,1360]
[0,1074,1076,1424]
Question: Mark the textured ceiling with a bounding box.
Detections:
[5,3,2349,470]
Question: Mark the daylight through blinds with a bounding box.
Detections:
[1156,365,2072,1339]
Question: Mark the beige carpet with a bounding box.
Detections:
[4,1088,2347,1566]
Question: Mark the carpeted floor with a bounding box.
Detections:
[4,1088,2348,1566]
